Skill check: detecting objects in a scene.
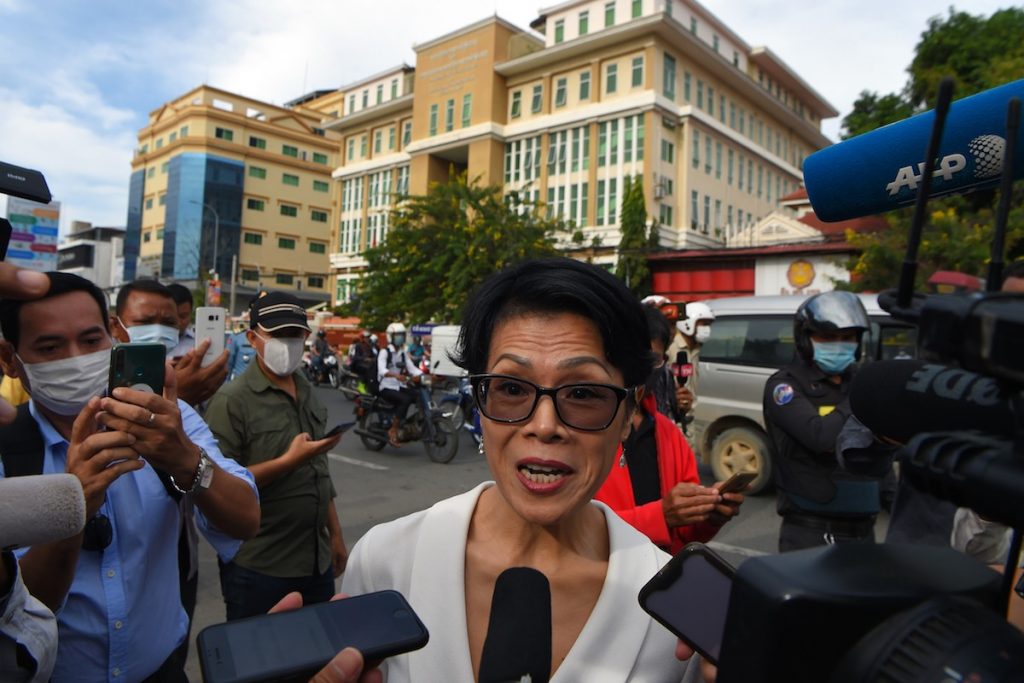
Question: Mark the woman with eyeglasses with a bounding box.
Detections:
[341,258,704,682]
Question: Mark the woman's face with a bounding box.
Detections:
[481,311,633,527]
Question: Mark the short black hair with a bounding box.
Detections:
[166,283,193,308]
[452,257,653,388]
[115,279,174,316]
[0,272,108,349]
[643,305,671,350]
[1003,260,1024,283]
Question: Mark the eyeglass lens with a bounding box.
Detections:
[475,376,623,430]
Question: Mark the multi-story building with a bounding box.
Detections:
[123,86,341,309]
[309,1,836,305]
[58,221,125,299]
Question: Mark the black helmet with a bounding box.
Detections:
[794,291,869,361]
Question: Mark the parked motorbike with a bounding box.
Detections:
[353,375,459,463]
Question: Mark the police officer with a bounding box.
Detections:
[764,291,880,552]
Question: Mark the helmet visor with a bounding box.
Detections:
[803,292,869,332]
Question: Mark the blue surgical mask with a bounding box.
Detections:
[812,341,858,375]
[118,318,179,353]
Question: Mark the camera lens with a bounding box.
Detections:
[135,367,145,377]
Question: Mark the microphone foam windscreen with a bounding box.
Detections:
[479,566,552,683]
[0,474,86,549]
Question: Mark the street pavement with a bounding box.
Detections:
[184,385,887,680]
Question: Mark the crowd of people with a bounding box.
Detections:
[0,256,1020,682]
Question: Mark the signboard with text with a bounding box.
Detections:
[6,197,60,271]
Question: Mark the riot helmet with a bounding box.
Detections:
[794,291,869,362]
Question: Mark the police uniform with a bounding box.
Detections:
[764,358,880,552]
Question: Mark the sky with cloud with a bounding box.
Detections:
[0,0,1014,235]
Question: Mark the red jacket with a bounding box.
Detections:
[595,394,718,554]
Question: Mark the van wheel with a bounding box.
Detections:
[710,427,772,495]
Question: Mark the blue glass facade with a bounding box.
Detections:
[162,153,243,280]
[122,169,145,282]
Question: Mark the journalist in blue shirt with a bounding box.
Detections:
[0,272,260,683]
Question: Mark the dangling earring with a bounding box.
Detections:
[619,445,626,468]
[478,440,485,456]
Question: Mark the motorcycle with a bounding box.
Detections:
[435,377,482,448]
[353,375,460,463]
[336,357,366,400]
[305,351,340,388]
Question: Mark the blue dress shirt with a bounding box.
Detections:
[2,400,258,683]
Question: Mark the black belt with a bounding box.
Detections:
[783,512,876,535]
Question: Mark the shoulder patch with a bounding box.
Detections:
[772,383,795,406]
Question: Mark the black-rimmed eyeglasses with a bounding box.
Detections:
[470,374,631,432]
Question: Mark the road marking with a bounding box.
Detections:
[706,541,770,558]
[328,453,389,471]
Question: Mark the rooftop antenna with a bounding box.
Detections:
[985,97,1021,291]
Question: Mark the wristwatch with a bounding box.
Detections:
[170,448,215,495]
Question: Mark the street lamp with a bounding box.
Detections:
[190,200,219,276]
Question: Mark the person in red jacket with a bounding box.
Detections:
[596,306,744,553]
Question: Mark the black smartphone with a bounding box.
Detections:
[718,471,757,495]
[197,590,430,683]
[638,543,735,665]
[108,343,166,396]
[324,421,356,438]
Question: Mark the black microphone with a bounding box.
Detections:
[479,567,551,683]
[670,351,693,387]
[849,360,1014,443]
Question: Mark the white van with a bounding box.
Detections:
[690,294,916,495]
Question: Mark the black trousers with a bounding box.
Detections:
[380,387,417,423]
[219,560,335,621]
[778,513,876,553]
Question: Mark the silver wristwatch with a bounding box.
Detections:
[171,448,215,495]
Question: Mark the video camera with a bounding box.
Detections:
[713,79,1024,682]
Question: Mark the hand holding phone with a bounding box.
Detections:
[718,471,757,495]
[108,343,166,396]
[194,307,227,367]
[324,421,356,439]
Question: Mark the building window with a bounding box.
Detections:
[362,90,368,108]
[554,19,564,43]
[308,276,324,289]
[376,84,383,104]
[703,195,710,230]
[311,210,328,223]
[155,138,163,149]
[429,104,438,135]
[391,78,399,98]
[713,34,719,52]
[161,161,169,174]
[716,141,722,179]
[402,121,412,147]
[249,136,266,149]
[663,54,676,100]
[282,144,298,157]
[705,135,712,173]
[462,94,472,127]
[631,57,643,87]
[242,269,259,281]
[145,197,153,209]
[692,130,700,169]
[690,17,697,33]
[280,204,298,217]
[510,91,522,118]
[249,166,267,179]
[596,179,606,225]
[143,231,151,243]
[180,126,188,137]
[275,273,294,285]
[606,64,617,94]
[313,180,329,193]
[244,232,263,245]
[728,149,734,184]
[579,71,591,100]
[684,70,691,101]
[348,94,356,113]
[168,132,177,143]
[661,140,674,163]
[554,78,567,108]
[360,135,367,157]
[696,79,704,109]
[733,50,739,67]
[278,237,296,250]
[579,10,589,35]
[631,0,642,18]
[690,190,698,229]
[708,86,715,115]
[659,204,673,225]
[531,85,543,113]
[388,126,396,150]
[247,198,265,211]
[282,173,299,186]
[605,1,615,26]
[374,130,382,154]
[147,167,155,179]
[313,152,328,164]
[309,241,326,254]
[158,195,166,206]
[347,139,355,160]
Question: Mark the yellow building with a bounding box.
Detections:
[312,2,836,306]
[125,86,341,308]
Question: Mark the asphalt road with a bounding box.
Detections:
[184,385,888,680]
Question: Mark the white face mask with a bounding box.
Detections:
[695,326,712,344]
[18,348,110,416]
[118,318,178,353]
[255,334,305,377]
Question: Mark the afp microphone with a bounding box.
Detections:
[0,474,86,550]
[478,567,551,683]
[804,78,1024,222]
[849,360,1014,443]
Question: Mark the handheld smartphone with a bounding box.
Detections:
[718,471,757,495]
[324,421,356,439]
[108,343,166,395]
[194,306,227,367]
[638,543,735,665]
[197,590,430,683]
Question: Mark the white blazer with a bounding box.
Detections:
[341,482,700,682]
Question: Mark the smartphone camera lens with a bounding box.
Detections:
[135,367,145,377]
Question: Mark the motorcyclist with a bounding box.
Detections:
[310,328,332,384]
[377,322,422,447]
[671,301,716,419]
[350,331,375,389]
[407,335,426,367]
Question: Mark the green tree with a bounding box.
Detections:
[841,91,914,140]
[347,173,568,327]
[615,175,652,296]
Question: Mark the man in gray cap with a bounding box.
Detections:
[205,292,349,619]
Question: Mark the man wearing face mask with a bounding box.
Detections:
[671,301,715,420]
[0,272,260,682]
[763,290,880,552]
[205,291,348,620]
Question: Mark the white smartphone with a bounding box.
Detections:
[194,306,227,367]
